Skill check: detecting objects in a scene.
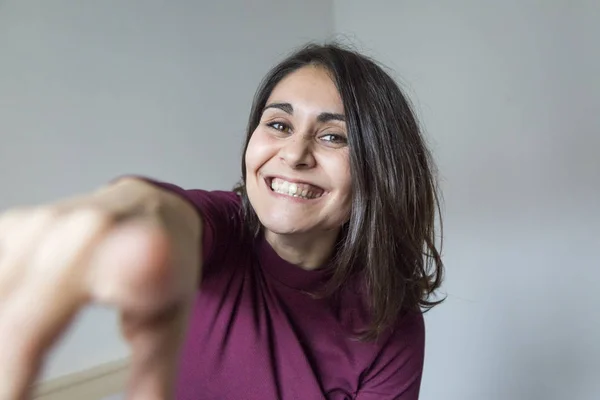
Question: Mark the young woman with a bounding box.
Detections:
[0,43,443,399]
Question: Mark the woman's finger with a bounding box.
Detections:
[0,208,110,399]
[121,302,191,400]
[90,222,189,399]
[84,220,189,399]
[0,208,55,300]
[0,277,84,399]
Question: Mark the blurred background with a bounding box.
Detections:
[1,1,598,399]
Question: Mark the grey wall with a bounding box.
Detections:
[3,1,599,397]
[335,1,600,399]
[0,0,333,380]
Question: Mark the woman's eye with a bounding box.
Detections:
[267,122,290,133]
[321,133,348,145]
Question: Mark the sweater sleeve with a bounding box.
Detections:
[122,176,245,277]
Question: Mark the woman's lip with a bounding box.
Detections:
[262,177,327,200]
[265,175,324,191]
[264,181,325,202]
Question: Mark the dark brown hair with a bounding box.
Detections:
[234,42,444,340]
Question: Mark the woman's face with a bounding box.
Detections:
[245,65,352,238]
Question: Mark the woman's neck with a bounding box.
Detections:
[264,229,340,271]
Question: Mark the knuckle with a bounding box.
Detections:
[0,207,57,251]
[36,207,112,260]
[68,207,113,227]
[0,206,30,226]
[0,206,57,231]
[31,206,60,225]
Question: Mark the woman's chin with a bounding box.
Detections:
[259,218,311,236]
[263,224,307,236]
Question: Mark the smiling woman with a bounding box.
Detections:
[158,44,444,399]
[0,43,443,400]
[236,45,444,332]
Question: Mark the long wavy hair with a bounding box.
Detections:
[234,42,444,340]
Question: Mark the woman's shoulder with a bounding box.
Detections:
[394,309,425,344]
[126,176,242,214]
[183,188,242,216]
[355,309,425,395]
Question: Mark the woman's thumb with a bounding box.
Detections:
[87,220,178,314]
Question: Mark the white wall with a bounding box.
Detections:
[0,0,333,381]
[335,1,600,399]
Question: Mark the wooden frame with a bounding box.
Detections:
[32,358,129,400]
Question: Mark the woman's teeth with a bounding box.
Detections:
[270,178,323,199]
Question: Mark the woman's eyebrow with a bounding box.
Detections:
[263,103,345,123]
[317,112,345,123]
[263,102,293,114]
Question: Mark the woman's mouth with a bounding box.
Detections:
[268,177,324,199]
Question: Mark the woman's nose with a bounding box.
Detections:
[278,136,316,169]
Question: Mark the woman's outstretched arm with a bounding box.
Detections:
[0,177,203,399]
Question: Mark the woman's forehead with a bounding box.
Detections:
[266,66,344,115]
